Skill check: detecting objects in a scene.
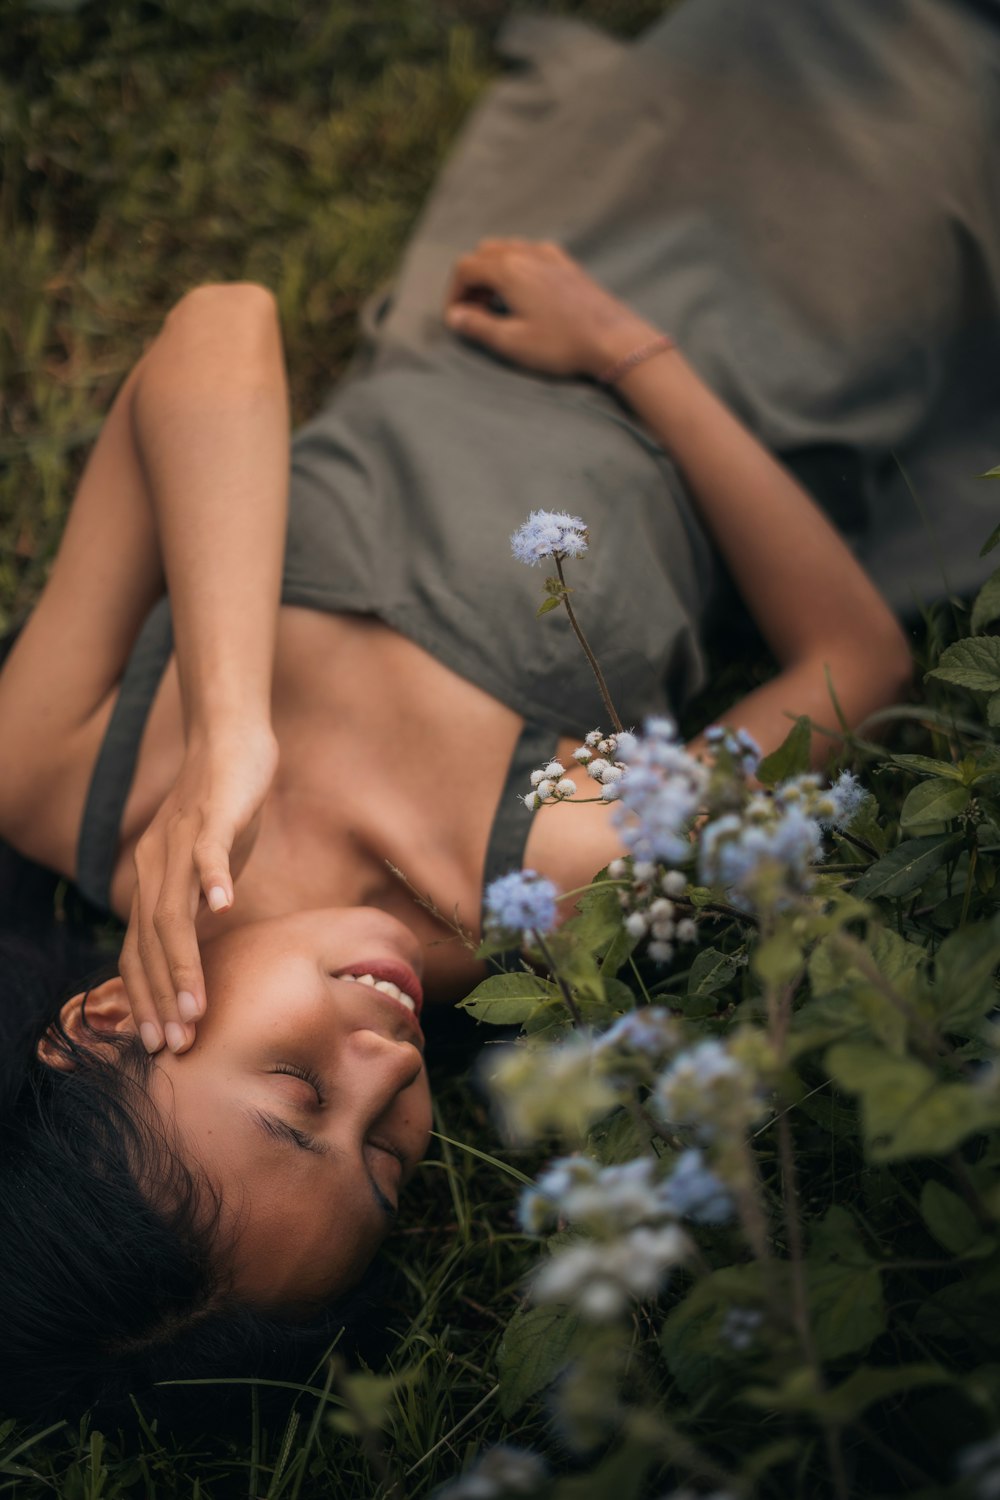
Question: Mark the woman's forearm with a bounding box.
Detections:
[130,283,290,743]
[598,331,913,758]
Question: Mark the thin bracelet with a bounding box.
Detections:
[598,332,675,387]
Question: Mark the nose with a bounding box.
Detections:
[340,1027,426,1112]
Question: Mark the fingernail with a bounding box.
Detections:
[165,1022,187,1053]
[140,1022,162,1054]
[177,990,201,1022]
[208,885,230,912]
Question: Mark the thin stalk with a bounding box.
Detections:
[959,844,978,928]
[554,554,623,732]
[533,930,583,1025]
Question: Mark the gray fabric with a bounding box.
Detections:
[342,0,1000,611]
[75,598,173,911]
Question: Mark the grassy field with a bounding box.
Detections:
[0,2,667,1496]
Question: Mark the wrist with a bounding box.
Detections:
[583,314,663,380]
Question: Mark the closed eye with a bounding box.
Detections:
[248,1109,397,1220]
[271,1063,326,1105]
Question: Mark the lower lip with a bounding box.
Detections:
[338,959,424,1018]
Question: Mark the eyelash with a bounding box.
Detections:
[272,1063,326,1105]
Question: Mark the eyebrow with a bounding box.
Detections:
[248,1109,397,1220]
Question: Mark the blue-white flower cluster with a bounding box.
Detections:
[697,769,865,910]
[720,1305,764,1352]
[520,1148,731,1319]
[705,723,762,778]
[435,1445,548,1500]
[532,1224,690,1321]
[656,1040,765,1141]
[594,1007,679,1066]
[510,509,589,567]
[483,869,559,936]
[613,717,711,865]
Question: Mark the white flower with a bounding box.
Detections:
[625,912,648,938]
[523,792,541,811]
[586,757,610,780]
[633,860,656,882]
[601,782,623,802]
[607,857,628,879]
[648,941,674,964]
[529,769,546,788]
[599,764,624,785]
[649,898,675,922]
[650,919,675,942]
[675,918,698,943]
[661,870,687,897]
[585,730,603,748]
[573,745,593,764]
[556,778,577,798]
[536,778,555,799]
[544,760,565,778]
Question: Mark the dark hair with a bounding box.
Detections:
[0,918,370,1435]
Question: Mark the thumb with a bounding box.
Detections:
[445,303,516,353]
[193,834,234,913]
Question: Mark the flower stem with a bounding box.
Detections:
[533,930,584,1026]
[554,554,623,733]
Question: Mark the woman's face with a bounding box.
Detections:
[143,907,432,1307]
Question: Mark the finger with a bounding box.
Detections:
[151,823,212,1029]
[444,303,521,354]
[192,829,234,915]
[119,896,167,1055]
[133,836,197,1054]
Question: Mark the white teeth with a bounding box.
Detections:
[338,973,416,1012]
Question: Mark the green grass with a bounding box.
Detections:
[0,2,664,1494]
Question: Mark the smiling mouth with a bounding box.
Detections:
[335,960,424,1017]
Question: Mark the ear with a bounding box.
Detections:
[36,976,135,1073]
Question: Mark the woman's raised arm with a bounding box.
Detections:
[0,283,289,1051]
[445,240,913,762]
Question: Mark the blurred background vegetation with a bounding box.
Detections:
[0,0,664,628]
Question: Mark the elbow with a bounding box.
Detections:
[168,281,278,326]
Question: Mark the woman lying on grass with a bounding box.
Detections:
[1,0,996,1428]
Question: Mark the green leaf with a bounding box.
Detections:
[806,1206,886,1358]
[852,834,962,900]
[928,917,1000,1032]
[565,880,625,959]
[826,1043,1000,1160]
[536,595,562,617]
[497,1303,581,1417]
[920,1181,994,1257]
[972,568,1000,634]
[660,1263,773,1394]
[458,973,558,1025]
[900,778,970,832]
[747,1364,952,1423]
[980,515,1000,553]
[927,637,1000,694]
[687,946,741,998]
[890,753,967,781]
[756,715,812,787]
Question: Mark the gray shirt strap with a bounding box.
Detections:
[75,598,173,913]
